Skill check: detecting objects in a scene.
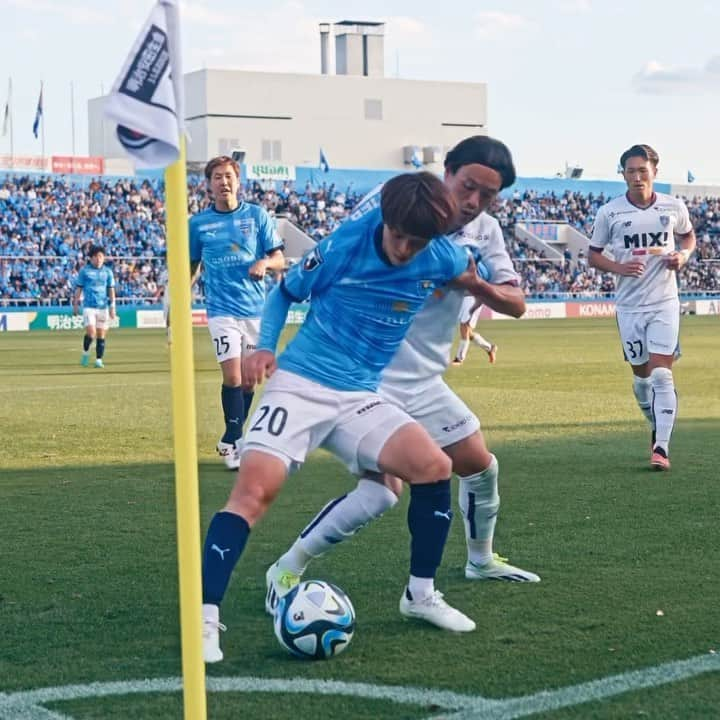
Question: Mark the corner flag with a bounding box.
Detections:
[319,147,330,172]
[106,4,205,719]
[104,0,184,167]
[32,84,43,139]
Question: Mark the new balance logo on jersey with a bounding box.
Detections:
[211,544,230,560]
[623,232,669,249]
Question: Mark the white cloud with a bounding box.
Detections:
[3,0,109,24]
[633,57,720,94]
[557,0,591,13]
[473,11,530,38]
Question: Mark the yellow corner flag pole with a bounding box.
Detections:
[165,134,207,720]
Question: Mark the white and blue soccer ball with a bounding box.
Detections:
[274,579,355,660]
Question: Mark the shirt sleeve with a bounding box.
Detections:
[590,207,610,250]
[75,268,85,289]
[281,234,346,302]
[482,222,520,285]
[441,240,473,283]
[258,208,284,254]
[676,201,693,236]
[107,269,115,289]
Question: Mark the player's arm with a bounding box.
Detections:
[188,218,203,284]
[108,286,117,319]
[588,207,644,277]
[249,248,285,280]
[190,260,202,285]
[72,271,84,315]
[452,262,525,318]
[664,204,697,271]
[249,210,286,279]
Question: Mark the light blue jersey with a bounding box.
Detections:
[189,203,283,319]
[75,265,115,309]
[258,207,470,391]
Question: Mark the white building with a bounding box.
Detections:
[88,21,487,174]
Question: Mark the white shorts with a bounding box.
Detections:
[83,308,109,329]
[243,370,414,474]
[459,296,482,328]
[616,301,680,365]
[207,315,260,363]
[379,376,480,448]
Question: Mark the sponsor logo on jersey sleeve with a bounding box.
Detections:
[303,247,324,271]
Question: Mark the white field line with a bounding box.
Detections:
[0,652,718,720]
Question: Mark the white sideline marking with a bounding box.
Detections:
[0,653,717,720]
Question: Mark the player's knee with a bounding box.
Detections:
[413,450,452,484]
[650,366,674,388]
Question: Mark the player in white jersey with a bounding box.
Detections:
[451,295,497,365]
[266,137,540,634]
[589,144,696,470]
[155,265,171,344]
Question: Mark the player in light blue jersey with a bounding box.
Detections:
[201,172,493,662]
[190,156,285,469]
[266,137,540,633]
[72,245,116,369]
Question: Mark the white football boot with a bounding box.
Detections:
[265,563,301,615]
[465,553,540,582]
[399,588,476,632]
[216,441,241,471]
[202,604,226,663]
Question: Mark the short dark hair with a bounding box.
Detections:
[444,136,516,189]
[620,144,659,170]
[381,172,457,239]
[88,244,105,257]
[204,155,240,181]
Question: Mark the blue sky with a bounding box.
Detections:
[2,0,719,182]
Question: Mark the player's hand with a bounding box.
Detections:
[72,304,79,316]
[619,261,645,278]
[244,350,277,384]
[109,306,117,320]
[663,251,686,271]
[248,259,267,280]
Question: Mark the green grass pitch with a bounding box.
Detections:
[1,317,718,719]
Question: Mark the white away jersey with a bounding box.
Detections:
[381,212,519,386]
[591,193,692,311]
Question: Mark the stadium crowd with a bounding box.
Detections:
[1,174,718,305]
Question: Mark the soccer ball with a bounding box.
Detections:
[274,579,355,660]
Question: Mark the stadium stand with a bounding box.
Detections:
[1,174,718,306]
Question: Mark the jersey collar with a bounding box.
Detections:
[211,201,244,215]
[625,191,657,210]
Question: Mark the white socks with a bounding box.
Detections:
[632,375,654,427]
[458,455,500,566]
[471,333,493,352]
[277,479,399,575]
[456,339,470,362]
[650,367,677,452]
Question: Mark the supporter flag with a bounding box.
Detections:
[687,170,695,184]
[32,83,43,139]
[104,0,183,168]
[319,147,330,172]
